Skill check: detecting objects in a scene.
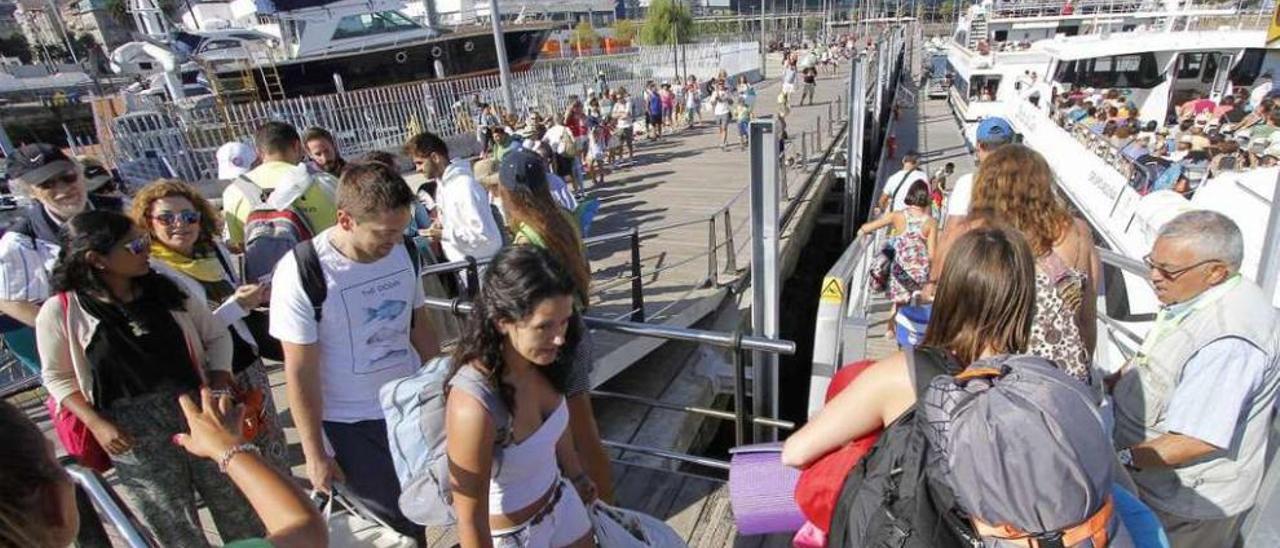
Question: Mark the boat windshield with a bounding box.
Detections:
[332,11,421,40]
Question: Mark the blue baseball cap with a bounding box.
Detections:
[976,117,1014,144]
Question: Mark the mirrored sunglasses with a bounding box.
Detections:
[151,210,202,227]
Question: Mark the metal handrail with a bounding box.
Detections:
[1098,246,1147,277]
[65,462,158,547]
[422,296,796,355]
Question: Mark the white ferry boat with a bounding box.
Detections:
[942,1,1280,365]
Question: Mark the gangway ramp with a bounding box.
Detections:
[807,68,973,414]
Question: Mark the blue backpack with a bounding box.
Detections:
[381,357,510,526]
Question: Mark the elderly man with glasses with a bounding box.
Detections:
[1110,210,1280,548]
[0,144,124,375]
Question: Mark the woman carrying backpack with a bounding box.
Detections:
[37,210,266,546]
[446,245,595,547]
[494,148,614,504]
[130,179,289,472]
[783,226,1153,548]
[856,181,937,338]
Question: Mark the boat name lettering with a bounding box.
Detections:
[1087,170,1118,202]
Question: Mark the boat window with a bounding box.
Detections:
[1229,48,1265,86]
[1177,53,1205,79]
[1052,53,1160,89]
[971,74,1001,101]
[332,11,420,40]
[1201,53,1220,84]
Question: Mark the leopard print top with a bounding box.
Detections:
[1029,252,1092,385]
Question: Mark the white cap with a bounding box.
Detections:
[216,141,256,180]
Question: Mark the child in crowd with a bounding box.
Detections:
[734,97,752,150]
[588,118,610,188]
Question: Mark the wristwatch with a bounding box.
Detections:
[1118,447,1138,470]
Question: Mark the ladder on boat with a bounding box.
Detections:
[203,44,286,104]
[968,11,988,49]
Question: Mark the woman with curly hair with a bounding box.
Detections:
[935,144,1102,385]
[129,179,288,471]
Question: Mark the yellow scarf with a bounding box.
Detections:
[150,242,225,283]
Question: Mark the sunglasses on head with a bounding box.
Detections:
[151,209,202,227]
[122,234,151,255]
[35,171,79,190]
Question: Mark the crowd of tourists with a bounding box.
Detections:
[1052,75,1280,196]
[0,113,632,546]
[4,47,1274,548]
[786,112,1277,548]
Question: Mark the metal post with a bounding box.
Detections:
[815,116,821,145]
[488,0,517,114]
[749,116,781,442]
[723,209,737,273]
[732,343,749,446]
[629,228,645,323]
[759,5,767,78]
[801,131,808,166]
[706,216,718,287]
[844,56,866,243]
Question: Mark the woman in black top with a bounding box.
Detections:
[37,210,265,546]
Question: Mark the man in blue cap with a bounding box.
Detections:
[945,116,1014,224]
[925,116,1015,297]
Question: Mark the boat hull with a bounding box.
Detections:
[220,24,554,100]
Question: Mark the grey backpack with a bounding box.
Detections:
[385,359,510,527]
[922,354,1131,548]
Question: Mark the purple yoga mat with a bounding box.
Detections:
[728,443,806,535]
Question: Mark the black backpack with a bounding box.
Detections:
[826,347,980,548]
[293,234,421,321]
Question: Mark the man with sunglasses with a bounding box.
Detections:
[1110,210,1279,547]
[0,144,124,374]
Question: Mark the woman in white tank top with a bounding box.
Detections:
[446,245,595,548]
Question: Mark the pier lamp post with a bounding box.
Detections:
[488,0,517,115]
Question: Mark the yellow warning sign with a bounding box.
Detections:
[1269,3,1280,45]
[820,277,844,303]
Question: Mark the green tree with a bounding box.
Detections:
[638,0,694,45]
[0,34,33,63]
[803,16,822,35]
[612,19,639,42]
[572,20,598,49]
[939,0,956,21]
[70,33,99,61]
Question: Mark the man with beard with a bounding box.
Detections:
[303,126,348,176]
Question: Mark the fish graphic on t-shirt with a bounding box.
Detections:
[366,326,406,346]
[364,300,407,323]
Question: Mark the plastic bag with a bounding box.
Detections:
[588,501,687,547]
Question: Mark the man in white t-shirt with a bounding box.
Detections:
[878,151,929,213]
[927,116,1016,298]
[270,161,440,538]
[944,116,1015,223]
